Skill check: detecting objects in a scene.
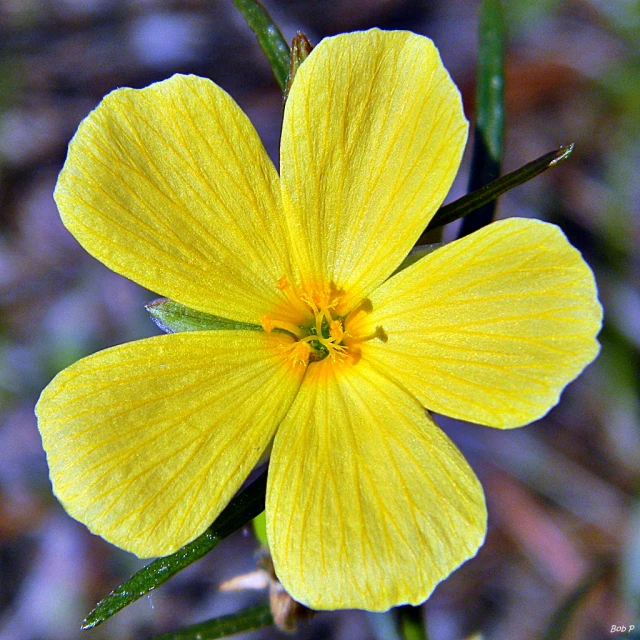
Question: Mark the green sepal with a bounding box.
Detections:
[232,0,290,90]
[146,298,262,334]
[150,603,273,640]
[81,472,267,630]
[459,0,505,237]
[417,144,574,243]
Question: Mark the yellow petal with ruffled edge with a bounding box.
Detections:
[55,74,297,325]
[280,29,468,314]
[352,218,602,428]
[36,331,303,557]
[266,358,486,611]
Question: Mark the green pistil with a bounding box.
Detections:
[308,340,329,361]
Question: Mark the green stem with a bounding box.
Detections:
[232,0,290,90]
[398,605,427,640]
[82,472,267,629]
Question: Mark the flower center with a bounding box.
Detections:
[260,276,350,367]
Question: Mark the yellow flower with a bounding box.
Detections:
[35,29,602,611]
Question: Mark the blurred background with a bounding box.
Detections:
[0,0,639,638]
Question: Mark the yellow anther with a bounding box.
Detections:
[314,289,339,311]
[260,314,274,334]
[287,341,311,367]
[313,291,329,309]
[275,275,312,320]
[344,325,387,346]
[328,344,347,361]
[299,293,317,314]
[301,288,333,314]
[374,325,388,343]
[261,315,304,339]
[329,320,344,343]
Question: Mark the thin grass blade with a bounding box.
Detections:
[82,472,267,630]
[150,604,274,640]
[459,0,505,238]
[232,0,290,90]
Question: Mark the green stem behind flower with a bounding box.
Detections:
[82,472,268,630]
[398,605,428,640]
[232,0,290,90]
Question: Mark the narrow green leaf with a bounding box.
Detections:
[146,298,262,333]
[417,144,574,243]
[459,0,505,238]
[476,0,505,163]
[232,0,290,90]
[538,569,604,640]
[82,472,267,630]
[151,604,273,640]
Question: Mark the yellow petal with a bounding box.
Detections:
[55,74,294,325]
[280,29,468,314]
[36,331,303,557]
[266,358,486,611]
[356,218,602,428]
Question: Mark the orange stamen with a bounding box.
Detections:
[260,314,274,334]
[329,320,344,343]
[287,341,311,367]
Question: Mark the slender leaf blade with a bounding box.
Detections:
[151,604,273,640]
[476,0,505,162]
[417,144,574,242]
[232,0,290,90]
[82,472,268,629]
[146,298,262,333]
[459,0,505,237]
